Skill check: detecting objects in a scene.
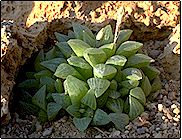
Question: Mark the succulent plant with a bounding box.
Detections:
[17,22,161,132]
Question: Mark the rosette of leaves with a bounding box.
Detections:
[17,22,161,132]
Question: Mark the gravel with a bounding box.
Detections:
[1,39,180,138]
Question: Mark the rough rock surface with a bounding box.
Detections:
[0,1,180,138]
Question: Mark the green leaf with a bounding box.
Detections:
[73,117,92,132]
[100,43,116,58]
[120,80,139,89]
[129,95,144,120]
[119,88,129,98]
[81,89,97,110]
[83,30,96,47]
[40,58,67,73]
[121,68,142,81]
[130,87,146,105]
[46,93,54,102]
[125,53,155,68]
[116,29,133,47]
[56,42,74,58]
[114,69,123,82]
[67,39,91,57]
[109,113,129,131]
[66,75,89,104]
[96,25,114,47]
[55,32,70,42]
[32,85,47,111]
[82,107,94,118]
[87,78,110,98]
[67,56,93,79]
[151,76,162,93]
[26,72,36,79]
[34,70,53,80]
[54,63,84,80]
[94,64,117,80]
[54,79,63,93]
[109,79,118,90]
[68,30,76,38]
[72,22,95,40]
[18,79,39,89]
[38,109,48,123]
[140,76,152,97]
[141,66,160,81]
[66,103,81,118]
[45,46,63,60]
[116,41,143,57]
[83,48,107,67]
[34,49,45,72]
[123,97,130,114]
[108,90,121,99]
[19,90,32,103]
[40,76,56,93]
[92,109,110,125]
[106,98,124,113]
[96,90,110,108]
[47,102,63,121]
[106,55,127,67]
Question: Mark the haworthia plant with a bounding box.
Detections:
[17,22,161,132]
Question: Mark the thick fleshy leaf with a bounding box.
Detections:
[82,107,94,118]
[109,113,129,130]
[96,25,114,47]
[46,93,54,102]
[54,63,84,80]
[18,79,39,89]
[67,39,91,57]
[68,30,76,38]
[40,58,67,72]
[40,76,56,93]
[81,89,97,110]
[108,90,121,99]
[140,76,152,97]
[38,109,48,123]
[106,55,127,66]
[123,97,130,114]
[96,90,110,108]
[32,85,47,111]
[34,49,45,72]
[116,41,143,57]
[83,48,107,67]
[94,64,117,80]
[56,42,74,58]
[73,117,92,132]
[47,102,63,121]
[100,43,116,58]
[87,78,110,98]
[116,29,133,47]
[34,70,53,80]
[83,30,96,47]
[125,54,155,68]
[130,87,146,105]
[92,109,111,125]
[67,56,93,79]
[122,68,142,81]
[109,80,118,90]
[114,69,123,82]
[55,32,70,42]
[106,98,124,113]
[151,76,162,93]
[119,88,129,98]
[45,46,63,60]
[72,22,95,40]
[52,93,64,105]
[54,79,63,93]
[66,75,88,104]
[141,66,160,81]
[26,72,36,79]
[66,103,81,118]
[120,80,139,89]
[129,95,144,120]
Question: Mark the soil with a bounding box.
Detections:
[1,1,180,138]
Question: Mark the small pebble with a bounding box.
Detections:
[162,116,166,120]
[112,130,121,137]
[171,104,177,109]
[173,117,179,122]
[43,127,53,137]
[35,121,42,132]
[137,127,145,134]
[155,127,160,131]
[173,108,180,115]
[95,134,102,138]
[158,104,163,112]
[167,113,172,120]
[154,132,162,138]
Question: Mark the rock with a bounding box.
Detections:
[155,127,160,131]
[173,117,179,122]
[137,127,145,134]
[43,127,53,137]
[166,113,172,120]
[149,50,160,58]
[158,104,163,112]
[154,132,162,138]
[35,121,42,132]
[173,108,180,115]
[112,130,121,137]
